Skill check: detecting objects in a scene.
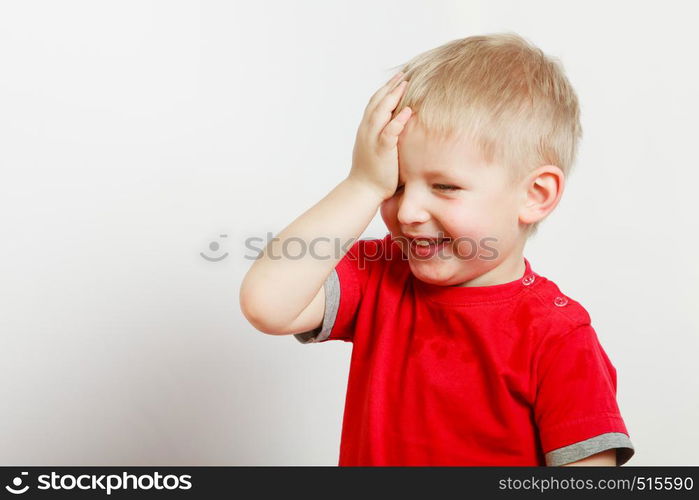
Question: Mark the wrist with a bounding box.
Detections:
[343,176,390,206]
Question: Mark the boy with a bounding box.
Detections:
[240,33,635,466]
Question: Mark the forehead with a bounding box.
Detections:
[397,119,491,178]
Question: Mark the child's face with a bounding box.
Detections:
[380,119,527,286]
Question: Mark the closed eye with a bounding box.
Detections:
[393,183,461,195]
[434,184,460,191]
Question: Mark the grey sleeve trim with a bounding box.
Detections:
[293,268,341,344]
[546,432,635,466]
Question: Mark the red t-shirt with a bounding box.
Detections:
[294,234,635,466]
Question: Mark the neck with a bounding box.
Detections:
[456,240,527,287]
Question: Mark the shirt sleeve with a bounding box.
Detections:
[533,323,635,466]
[293,237,384,344]
[292,268,341,343]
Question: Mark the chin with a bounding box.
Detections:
[409,262,457,285]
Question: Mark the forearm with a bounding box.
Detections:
[240,176,384,331]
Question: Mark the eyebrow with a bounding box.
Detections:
[399,170,466,183]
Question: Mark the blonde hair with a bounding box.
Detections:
[389,32,582,238]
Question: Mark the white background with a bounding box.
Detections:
[1,0,697,465]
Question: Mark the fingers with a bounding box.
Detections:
[364,77,409,128]
[367,72,406,112]
[378,106,412,148]
[386,71,404,86]
[384,80,408,111]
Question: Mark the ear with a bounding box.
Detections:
[518,165,565,225]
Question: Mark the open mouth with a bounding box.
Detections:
[411,237,450,246]
[409,237,452,257]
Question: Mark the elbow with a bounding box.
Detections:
[239,286,284,335]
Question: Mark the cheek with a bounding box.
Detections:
[442,203,502,249]
[461,199,518,252]
[440,203,485,236]
[380,199,411,256]
[380,200,399,228]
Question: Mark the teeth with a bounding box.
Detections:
[413,238,449,246]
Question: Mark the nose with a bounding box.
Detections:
[396,187,430,226]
